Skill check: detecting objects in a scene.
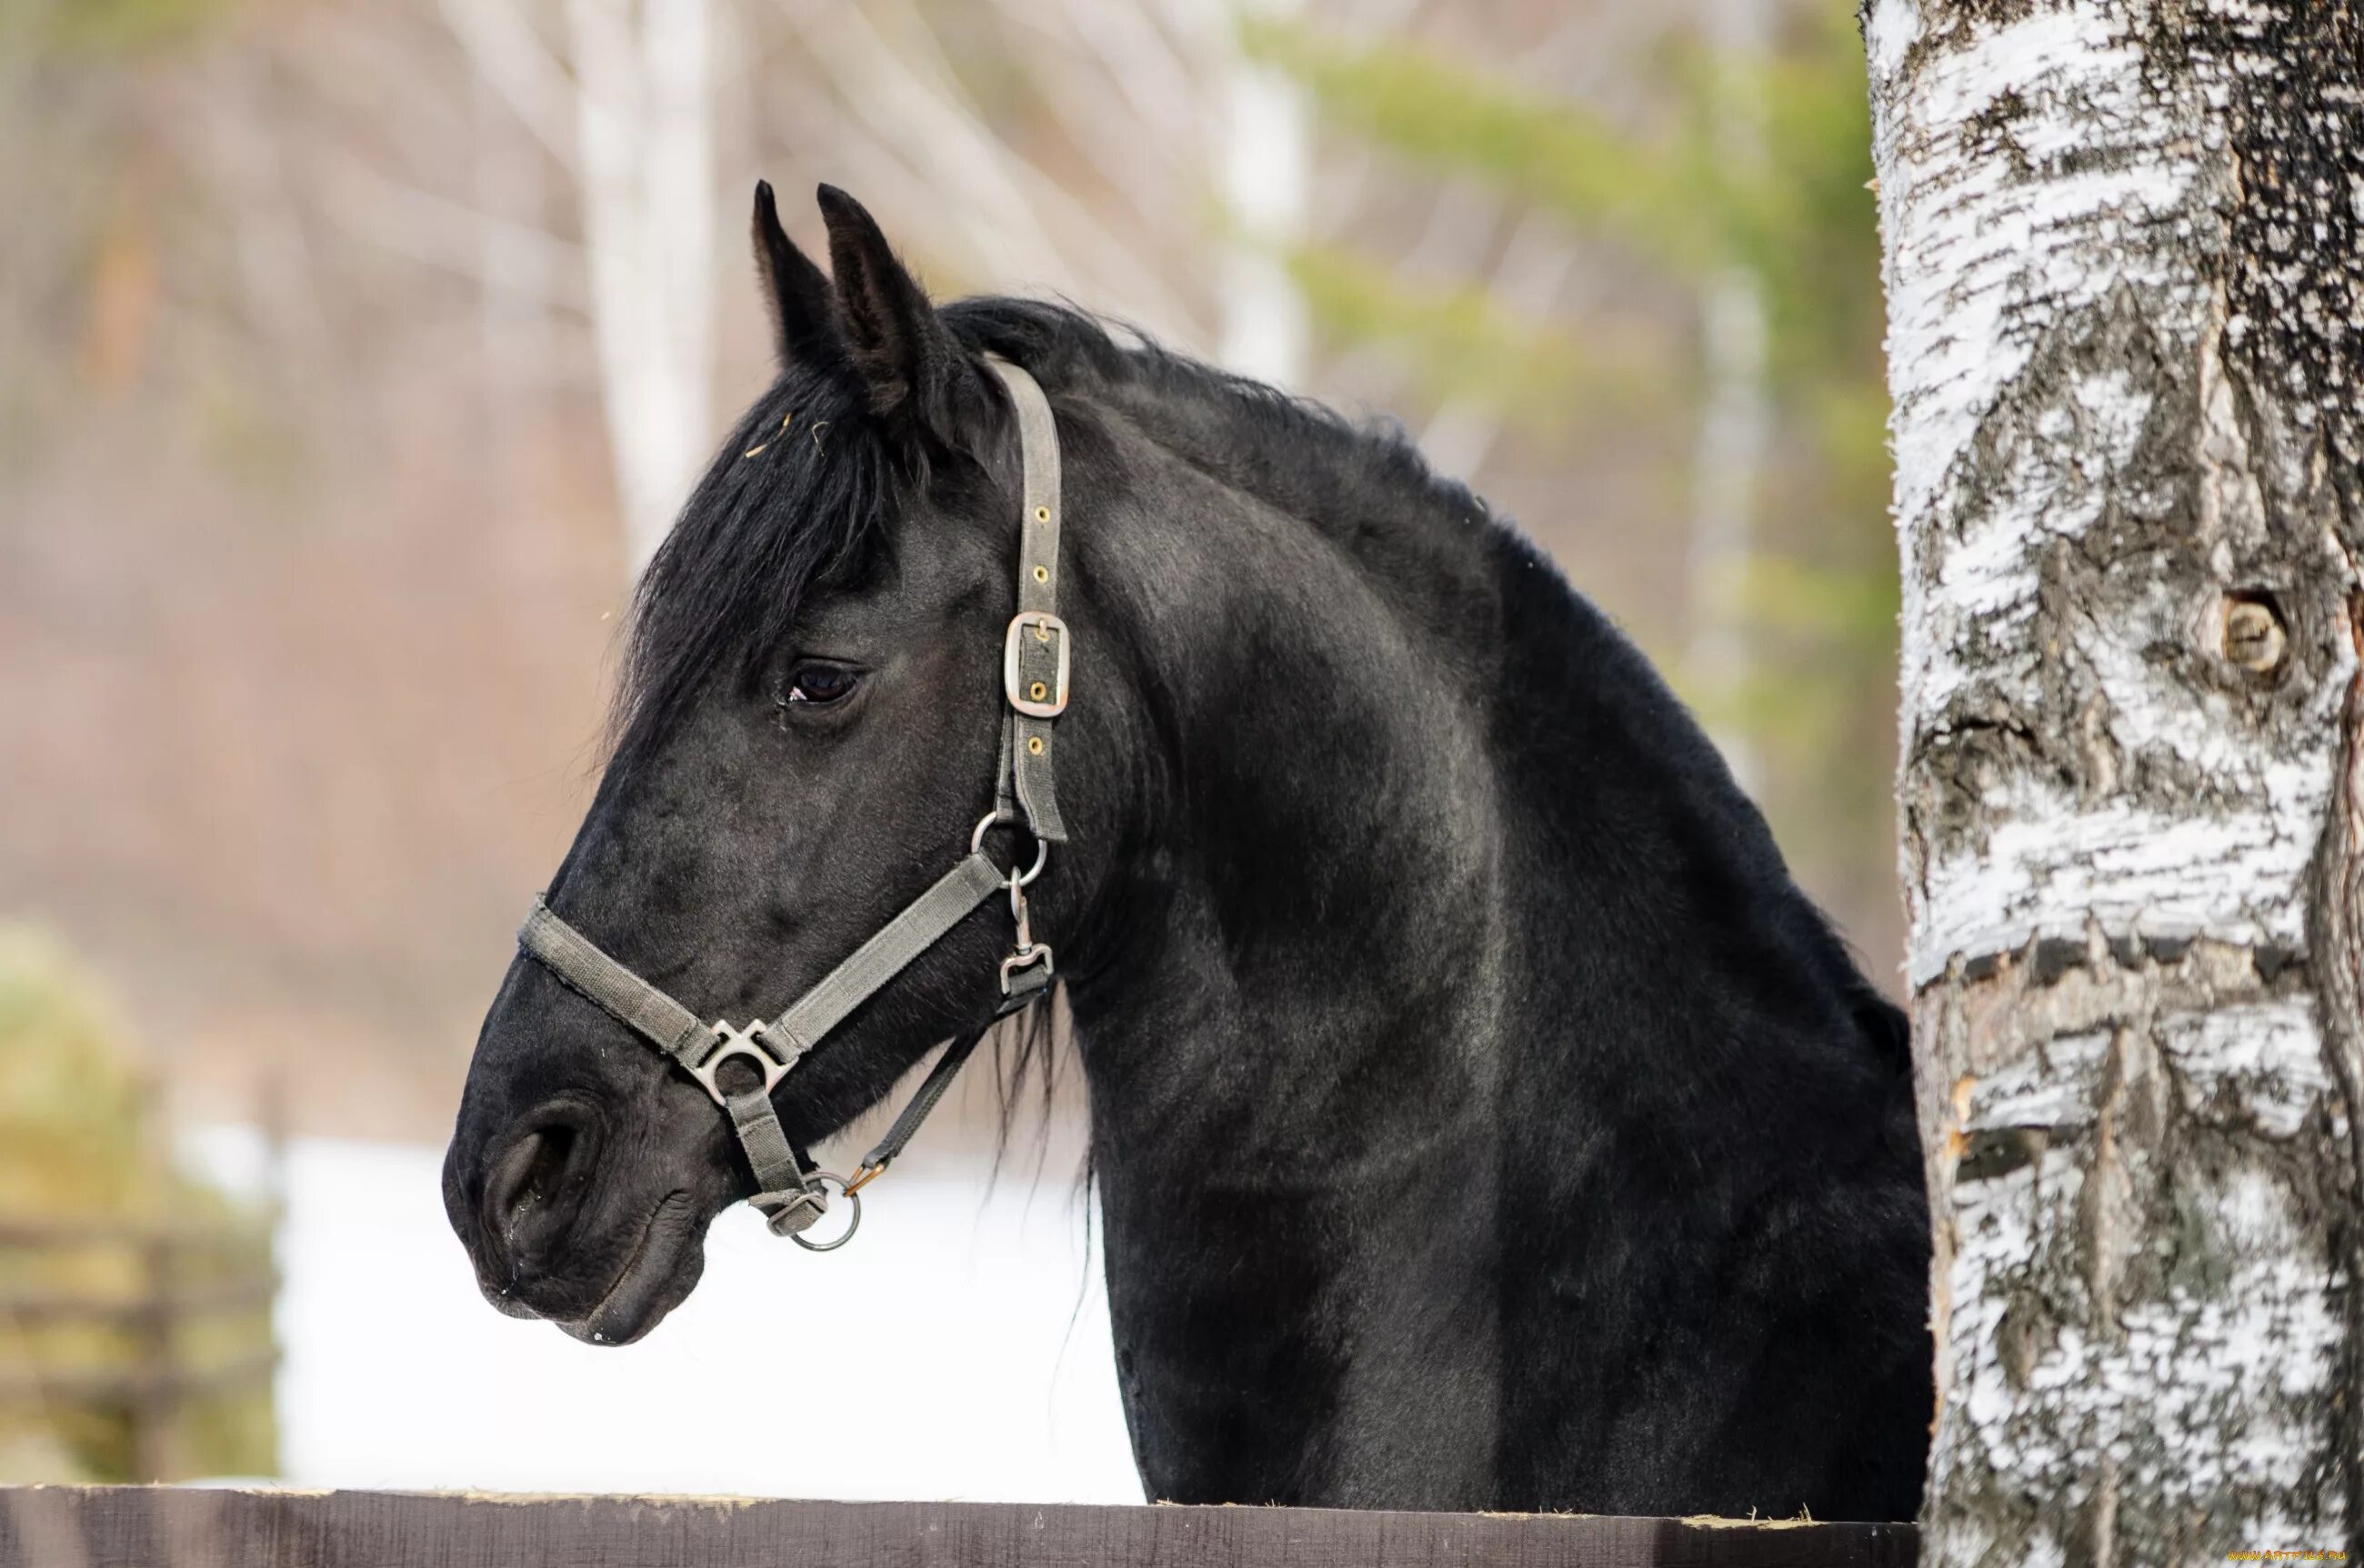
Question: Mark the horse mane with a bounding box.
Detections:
[943,297,1498,555]
[606,297,1899,1179]
[943,305,1910,1074]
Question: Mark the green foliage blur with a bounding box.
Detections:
[1,0,237,56]
[0,929,276,1483]
[1249,5,1899,926]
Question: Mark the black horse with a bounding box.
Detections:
[444,184,1931,1521]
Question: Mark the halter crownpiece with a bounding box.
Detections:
[514,355,1070,1251]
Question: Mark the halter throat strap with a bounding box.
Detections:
[514,356,1067,1244]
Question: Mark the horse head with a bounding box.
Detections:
[442,185,1128,1343]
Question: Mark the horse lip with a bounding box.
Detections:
[559,1191,703,1347]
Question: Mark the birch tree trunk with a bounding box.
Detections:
[1864,0,2363,1558]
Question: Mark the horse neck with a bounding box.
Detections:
[1050,393,1538,1503]
[1061,393,1514,1153]
[1057,381,1794,1171]
[1032,367,1913,1506]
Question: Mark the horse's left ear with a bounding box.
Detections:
[815,184,987,439]
[752,180,838,370]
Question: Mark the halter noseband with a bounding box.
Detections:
[513,357,1071,1252]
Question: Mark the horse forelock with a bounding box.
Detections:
[607,362,903,779]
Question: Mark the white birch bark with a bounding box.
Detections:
[568,0,716,574]
[1865,0,2364,1557]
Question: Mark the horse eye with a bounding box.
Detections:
[781,662,858,705]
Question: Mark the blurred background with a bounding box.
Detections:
[0,0,1893,1499]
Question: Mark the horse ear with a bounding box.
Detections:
[752,180,837,369]
[814,184,983,436]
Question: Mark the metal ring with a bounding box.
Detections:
[969,812,1049,885]
[788,1173,862,1253]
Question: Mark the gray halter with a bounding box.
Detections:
[515,357,1071,1251]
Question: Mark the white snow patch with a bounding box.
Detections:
[181,1127,1144,1502]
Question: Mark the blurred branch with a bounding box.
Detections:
[1398,182,1503,284]
[1286,239,1665,420]
[776,0,1196,340]
[1528,3,1672,110]
[1245,18,1719,275]
[1490,205,1582,320]
[316,151,591,317]
[1414,205,1583,477]
[0,0,55,93]
[980,0,1192,217]
[436,0,580,176]
[1735,555,1898,647]
[21,0,229,55]
[1049,0,1199,143]
[1336,0,1427,34]
[1395,185,1508,472]
[193,52,336,412]
[774,0,1061,270]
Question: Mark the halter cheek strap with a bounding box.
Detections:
[514,356,1067,1248]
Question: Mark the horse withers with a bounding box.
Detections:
[442,183,1932,1520]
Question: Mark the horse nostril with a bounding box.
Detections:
[484,1117,592,1263]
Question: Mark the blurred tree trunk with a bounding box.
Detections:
[473,66,552,442]
[568,0,715,573]
[1865,0,2362,1557]
[1215,0,1310,386]
[1687,0,1768,789]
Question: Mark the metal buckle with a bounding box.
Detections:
[1003,612,1071,719]
[999,944,1055,999]
[685,1021,797,1109]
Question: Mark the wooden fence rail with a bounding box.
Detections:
[0,1348,279,1409]
[0,1486,1918,1568]
[0,1219,278,1480]
[0,1277,276,1327]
